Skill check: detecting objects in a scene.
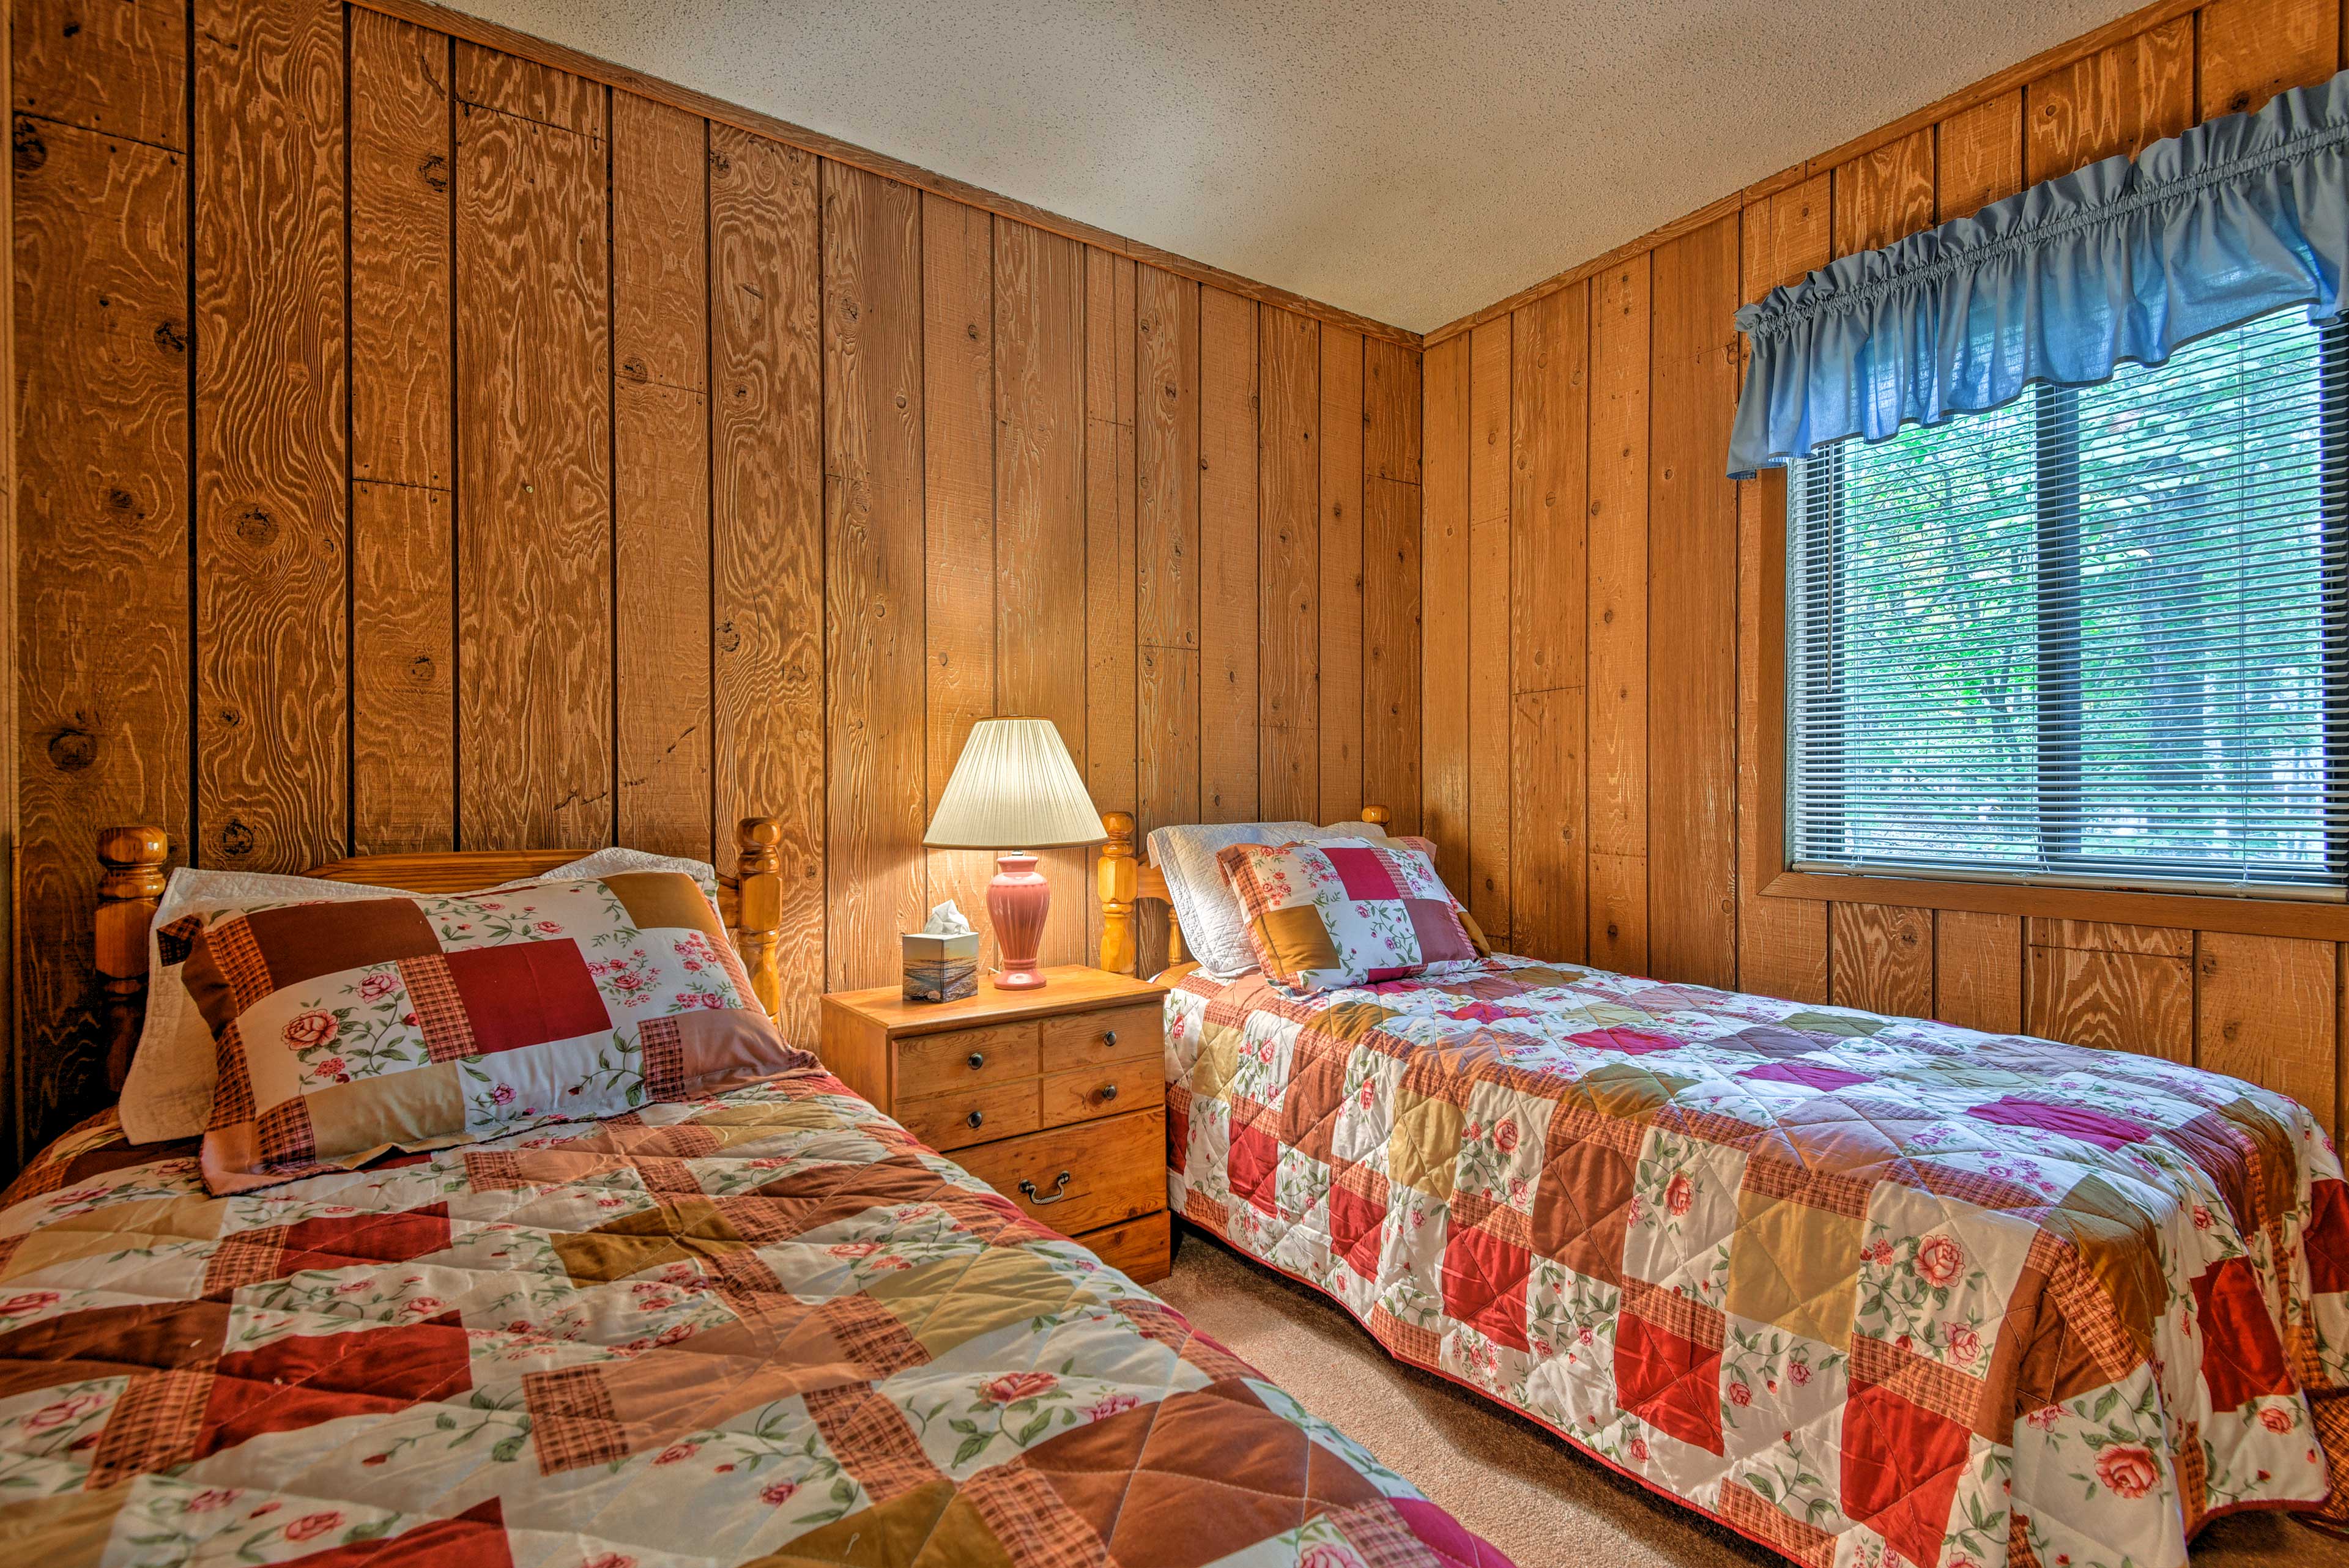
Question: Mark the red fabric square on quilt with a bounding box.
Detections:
[2307,1178,2349,1295]
[1614,1309,1723,1455]
[196,1311,473,1458]
[1329,1176,1388,1279]
[1841,1381,1970,1568]
[442,941,611,1052]
[2191,1255,2292,1411]
[1440,1218,1531,1352]
[1322,845,1403,901]
[1230,1116,1281,1216]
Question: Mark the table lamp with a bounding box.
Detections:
[922,717,1107,990]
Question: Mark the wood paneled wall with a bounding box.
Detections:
[8,0,1422,1163]
[1421,0,2349,1142]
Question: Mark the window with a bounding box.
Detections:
[1786,308,2349,897]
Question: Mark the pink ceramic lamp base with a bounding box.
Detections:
[987,851,1051,989]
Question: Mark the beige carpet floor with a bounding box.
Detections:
[1152,1228,2345,1568]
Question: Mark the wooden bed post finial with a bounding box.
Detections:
[732,818,786,1027]
[1097,812,1138,977]
[95,825,169,1091]
[1364,804,1390,828]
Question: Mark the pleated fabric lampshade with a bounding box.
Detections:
[923,719,1107,989]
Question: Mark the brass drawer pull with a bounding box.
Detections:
[1019,1170,1073,1205]
[967,1051,985,1070]
[966,1109,984,1129]
[1102,1029,1118,1046]
[1097,1082,1119,1103]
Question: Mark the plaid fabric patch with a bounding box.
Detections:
[201,1230,290,1300]
[817,1295,929,1380]
[398,953,477,1063]
[522,1364,628,1475]
[803,1383,940,1504]
[639,1015,686,1100]
[156,912,207,965]
[461,1151,530,1191]
[204,917,276,1016]
[961,1460,1104,1568]
[1848,1329,1989,1430]
[1718,1479,1835,1568]
[1741,1152,1872,1218]
[253,1097,317,1167]
[209,1024,257,1129]
[88,1369,213,1488]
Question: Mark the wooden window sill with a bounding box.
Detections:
[1761,868,2349,942]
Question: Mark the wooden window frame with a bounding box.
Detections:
[1750,468,2349,943]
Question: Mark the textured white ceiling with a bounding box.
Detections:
[442,0,2139,334]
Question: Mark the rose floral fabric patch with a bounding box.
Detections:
[1215,837,1480,992]
[186,871,811,1193]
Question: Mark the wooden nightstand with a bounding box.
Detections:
[818,965,1172,1283]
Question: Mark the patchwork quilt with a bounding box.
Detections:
[0,1071,1505,1567]
[1165,955,2349,1568]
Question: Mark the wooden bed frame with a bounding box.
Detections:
[89,819,790,1089]
[1094,804,1390,982]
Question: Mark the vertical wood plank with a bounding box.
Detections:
[612,92,710,860]
[1259,306,1319,821]
[923,194,998,971]
[1467,319,1511,942]
[13,101,189,1155]
[1647,217,1738,988]
[348,10,452,854]
[1735,194,1830,1004]
[1136,267,1200,845]
[1937,91,2024,221]
[1421,334,1471,888]
[2024,17,2194,183]
[710,124,823,1040]
[1318,324,1364,824]
[1510,287,1586,963]
[1363,338,1422,834]
[995,218,1089,963]
[2026,919,2193,1060]
[1832,127,1935,256]
[351,483,452,856]
[348,10,449,490]
[1934,911,2023,1033]
[1830,903,1934,1019]
[2197,933,2338,1138]
[13,0,185,150]
[1587,256,1649,975]
[193,0,346,870]
[1199,286,1258,823]
[1084,247,1137,954]
[455,54,609,850]
[823,160,927,992]
[2199,0,2340,119]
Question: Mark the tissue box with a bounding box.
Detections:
[901,931,979,1002]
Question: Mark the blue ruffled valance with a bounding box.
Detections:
[1727,70,2349,478]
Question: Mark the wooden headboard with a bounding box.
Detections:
[1095,805,1390,983]
[90,819,790,1090]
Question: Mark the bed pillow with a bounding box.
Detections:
[1389,834,1493,956]
[1215,837,1481,992]
[190,868,805,1194]
[119,849,718,1144]
[1147,819,1390,977]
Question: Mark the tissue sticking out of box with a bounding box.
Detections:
[921,900,974,937]
[904,902,979,1002]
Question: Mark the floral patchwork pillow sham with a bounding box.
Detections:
[184,871,812,1193]
[1213,837,1482,993]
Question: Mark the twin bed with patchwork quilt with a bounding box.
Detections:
[1165,953,2349,1568]
[0,1073,1503,1567]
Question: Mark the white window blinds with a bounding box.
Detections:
[1786,306,2349,896]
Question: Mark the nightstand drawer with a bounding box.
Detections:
[1041,1063,1145,1128]
[1038,1002,1162,1074]
[896,1079,1041,1152]
[955,1108,1165,1237]
[896,1021,1039,1098]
